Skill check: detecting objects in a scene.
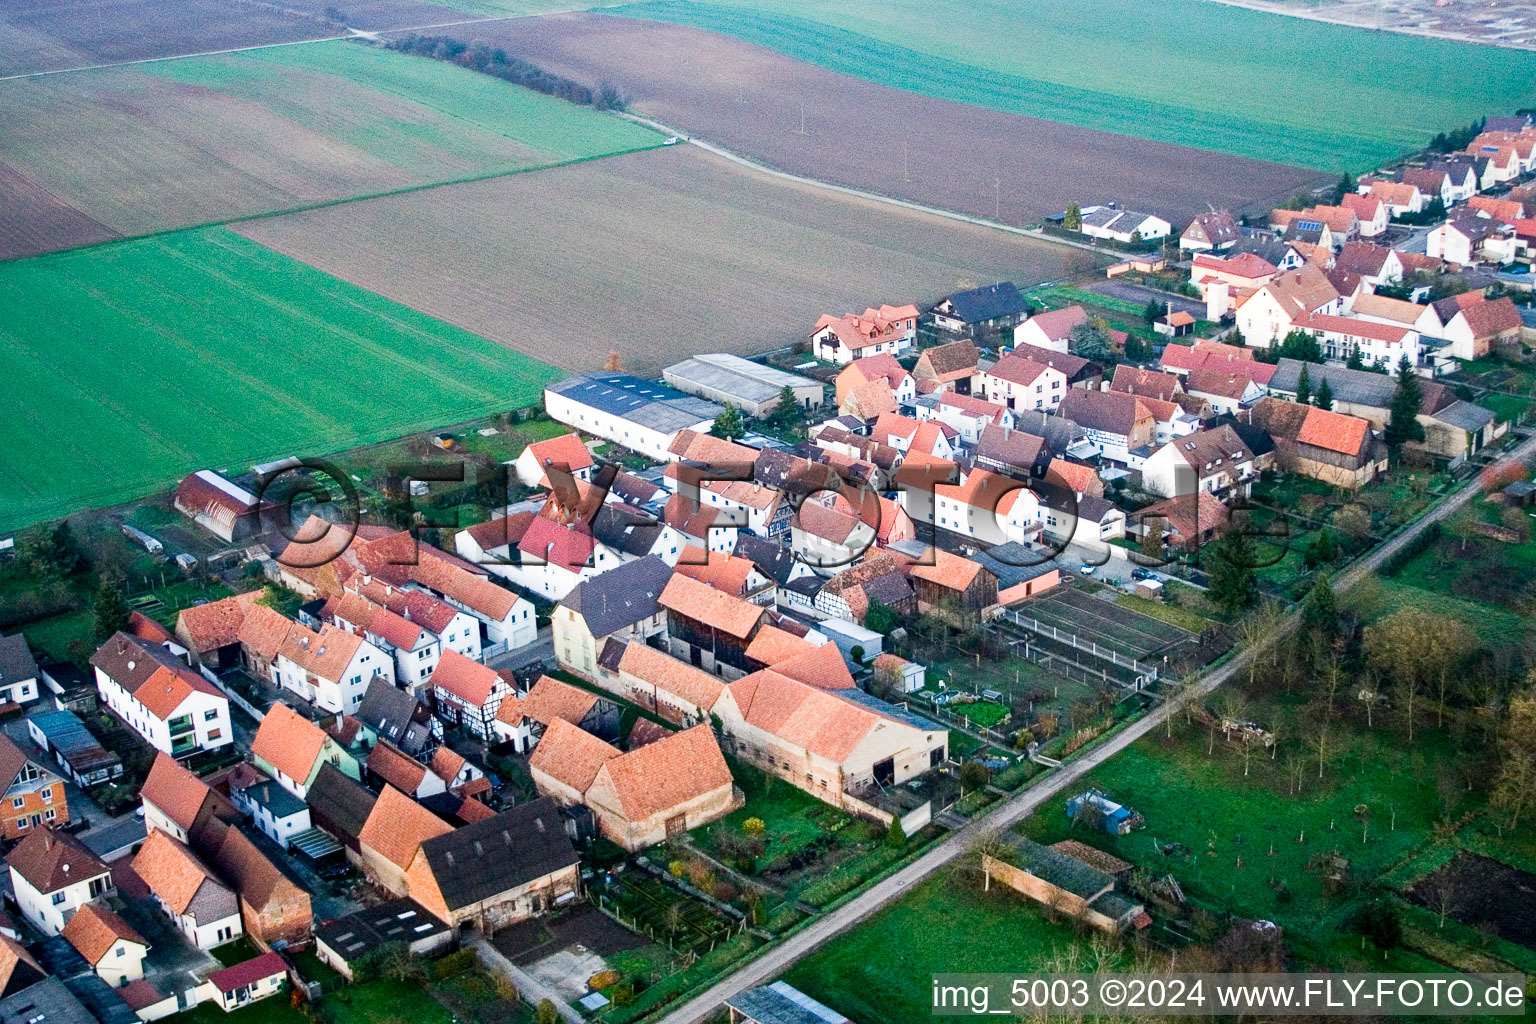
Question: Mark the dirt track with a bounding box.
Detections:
[447,12,1329,226]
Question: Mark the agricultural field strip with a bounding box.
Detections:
[468,15,1324,226]
[1024,600,1183,660]
[653,429,1536,1024]
[610,0,1536,169]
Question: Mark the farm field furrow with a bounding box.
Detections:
[611,0,1536,169]
[233,145,1082,378]
[0,39,661,258]
[463,12,1324,227]
[0,227,561,532]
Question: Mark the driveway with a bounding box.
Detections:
[1086,279,1203,317]
[486,625,554,677]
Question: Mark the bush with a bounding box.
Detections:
[742,817,765,837]
[433,948,479,981]
[668,860,687,879]
[536,999,559,1024]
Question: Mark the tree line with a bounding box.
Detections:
[384,36,627,111]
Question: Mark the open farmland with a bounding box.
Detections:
[0,39,660,259]
[234,145,1080,376]
[466,13,1324,226]
[0,227,560,532]
[0,0,342,78]
[610,0,1536,168]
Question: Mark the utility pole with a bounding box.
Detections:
[796,102,807,136]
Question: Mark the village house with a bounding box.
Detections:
[814,556,915,625]
[1428,214,1517,266]
[366,741,445,800]
[236,776,312,851]
[173,470,262,544]
[1012,305,1086,353]
[199,817,313,950]
[912,340,982,396]
[934,468,1041,547]
[1333,242,1403,288]
[1177,368,1260,415]
[131,830,241,949]
[1364,179,1425,218]
[810,305,919,363]
[26,710,121,790]
[0,635,41,709]
[908,550,999,625]
[1135,492,1231,553]
[493,674,618,753]
[354,677,439,756]
[791,500,876,572]
[834,354,915,413]
[542,373,721,463]
[62,904,147,986]
[140,752,238,845]
[1141,423,1269,499]
[911,392,1012,445]
[327,592,442,694]
[1056,389,1155,464]
[356,785,451,896]
[1351,293,1446,341]
[251,702,360,800]
[713,667,947,817]
[551,555,672,681]
[1244,398,1388,488]
[268,618,393,716]
[966,543,1061,605]
[930,282,1030,341]
[659,574,770,679]
[402,799,581,930]
[1076,205,1171,244]
[91,632,232,759]
[1440,296,1523,360]
[1338,193,1389,237]
[6,829,111,936]
[981,352,1069,413]
[532,720,736,851]
[304,764,374,858]
[1292,312,1423,370]
[429,650,512,739]
[199,952,287,1012]
[1235,264,1343,346]
[1179,209,1239,252]
[0,735,69,840]
[1191,252,1278,314]
[513,433,594,489]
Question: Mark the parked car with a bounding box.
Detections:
[662,136,682,146]
[1131,568,1157,581]
[1078,565,1096,576]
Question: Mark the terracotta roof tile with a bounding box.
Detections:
[529,718,621,794]
[1296,406,1370,456]
[594,725,732,821]
[130,830,222,915]
[5,828,107,894]
[523,434,594,485]
[908,550,987,592]
[142,752,216,833]
[251,703,329,784]
[614,645,725,712]
[430,649,502,708]
[659,574,765,639]
[176,591,263,653]
[674,549,755,596]
[367,741,429,793]
[357,785,452,870]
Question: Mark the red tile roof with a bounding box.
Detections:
[594,725,732,821]
[208,952,287,994]
[614,645,725,712]
[529,718,621,794]
[1297,406,1370,456]
[142,753,217,833]
[357,785,451,869]
[523,433,594,485]
[430,649,503,708]
[908,550,987,592]
[62,903,145,965]
[659,573,765,639]
[251,703,329,784]
[5,828,107,893]
[367,741,429,794]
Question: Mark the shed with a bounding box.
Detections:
[1135,579,1164,601]
[816,619,883,664]
[25,710,122,788]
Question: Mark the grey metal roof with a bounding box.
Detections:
[558,555,673,636]
[590,504,665,558]
[315,897,451,961]
[418,798,578,911]
[836,687,941,733]
[288,827,342,860]
[546,373,721,433]
[1431,400,1496,432]
[728,982,853,1024]
[245,778,306,819]
[26,710,118,774]
[666,358,781,405]
[1007,410,1085,452]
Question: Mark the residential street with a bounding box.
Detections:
[655,428,1536,1024]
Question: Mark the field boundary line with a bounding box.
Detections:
[650,429,1536,1024]
[0,142,663,267]
[618,113,1113,258]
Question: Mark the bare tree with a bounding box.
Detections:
[1311,723,1332,779]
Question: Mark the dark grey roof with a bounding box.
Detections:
[861,571,913,607]
[732,535,800,586]
[545,374,722,433]
[1012,838,1113,898]
[246,779,306,819]
[1484,115,1534,131]
[558,555,673,637]
[0,636,37,687]
[356,679,434,755]
[25,711,118,775]
[969,543,1058,589]
[1431,400,1496,432]
[938,282,1029,325]
[0,979,96,1024]
[608,471,662,507]
[727,981,854,1024]
[590,504,664,558]
[835,687,941,733]
[418,798,578,911]
[1268,359,1456,416]
[186,875,238,926]
[315,897,451,962]
[1007,410,1084,452]
[88,632,182,690]
[305,763,376,842]
[61,972,138,1024]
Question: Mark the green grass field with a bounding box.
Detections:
[2,38,660,245]
[0,227,561,531]
[614,0,1536,168]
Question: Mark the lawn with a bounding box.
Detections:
[611,0,1536,168]
[782,873,1110,1024]
[0,38,661,256]
[1016,719,1481,969]
[0,227,562,532]
[1115,593,1214,635]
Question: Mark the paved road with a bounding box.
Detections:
[655,430,1536,1024]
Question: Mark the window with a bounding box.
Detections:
[41,787,52,804]
[116,947,125,958]
[206,729,222,742]
[43,808,54,822]
[10,797,21,809]
[14,817,24,829]
[204,709,218,721]
[52,893,66,905]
